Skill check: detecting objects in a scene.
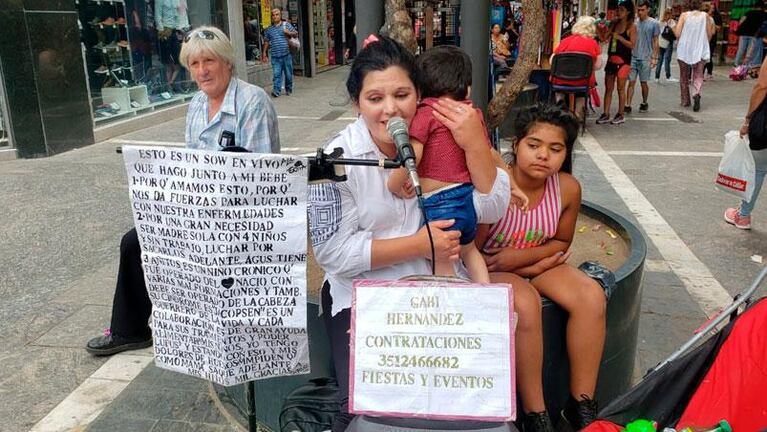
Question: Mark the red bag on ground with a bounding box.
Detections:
[590,86,601,108]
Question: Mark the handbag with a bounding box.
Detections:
[715,130,756,201]
[284,22,300,54]
[748,97,767,150]
[661,25,676,42]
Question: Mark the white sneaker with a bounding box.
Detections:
[667,77,679,82]
[654,78,660,83]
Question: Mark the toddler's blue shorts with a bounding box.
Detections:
[422,183,477,245]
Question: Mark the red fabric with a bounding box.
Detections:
[676,300,767,431]
[551,35,600,87]
[410,98,489,183]
[582,420,623,432]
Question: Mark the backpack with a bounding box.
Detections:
[279,377,340,432]
[661,24,676,42]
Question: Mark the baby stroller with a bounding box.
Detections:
[584,267,767,431]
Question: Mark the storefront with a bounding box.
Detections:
[0,0,354,159]
[76,0,229,126]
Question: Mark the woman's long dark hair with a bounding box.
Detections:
[611,0,636,30]
[345,35,417,103]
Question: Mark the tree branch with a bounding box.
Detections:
[487,0,546,128]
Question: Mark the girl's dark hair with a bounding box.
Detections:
[689,0,703,10]
[346,35,417,102]
[512,103,578,173]
[416,45,472,100]
[615,0,636,22]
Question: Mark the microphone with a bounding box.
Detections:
[386,117,422,196]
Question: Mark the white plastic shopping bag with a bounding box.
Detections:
[716,131,756,201]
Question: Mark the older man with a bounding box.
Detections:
[262,9,298,97]
[86,26,279,355]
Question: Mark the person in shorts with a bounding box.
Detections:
[626,0,660,113]
[596,0,637,125]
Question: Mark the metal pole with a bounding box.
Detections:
[652,266,767,374]
[246,381,257,432]
[226,0,249,81]
[460,0,490,114]
[355,0,384,52]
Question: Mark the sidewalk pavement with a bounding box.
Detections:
[1,62,765,432]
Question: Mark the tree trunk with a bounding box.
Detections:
[382,0,418,53]
[487,0,546,128]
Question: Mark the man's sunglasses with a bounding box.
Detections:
[184,30,217,43]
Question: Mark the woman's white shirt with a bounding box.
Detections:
[677,12,710,64]
[308,118,510,316]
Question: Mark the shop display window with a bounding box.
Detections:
[76,0,226,125]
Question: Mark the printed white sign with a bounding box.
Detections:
[123,146,310,386]
[350,280,516,421]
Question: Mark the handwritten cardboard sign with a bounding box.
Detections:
[123,146,310,386]
[350,280,516,421]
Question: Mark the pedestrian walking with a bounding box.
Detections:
[704,2,723,79]
[656,8,678,83]
[725,57,767,230]
[262,8,297,97]
[734,0,767,68]
[596,0,637,125]
[626,0,660,113]
[674,0,715,112]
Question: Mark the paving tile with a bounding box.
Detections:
[31,304,111,348]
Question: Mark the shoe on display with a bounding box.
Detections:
[624,105,632,114]
[105,41,118,50]
[639,102,648,113]
[611,113,625,124]
[110,64,122,72]
[595,113,611,124]
[118,40,129,48]
[724,207,751,229]
[95,65,109,74]
[92,42,106,50]
[86,331,153,356]
[101,17,115,26]
[116,17,126,25]
[90,17,101,26]
[667,77,679,82]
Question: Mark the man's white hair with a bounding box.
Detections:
[179,26,235,71]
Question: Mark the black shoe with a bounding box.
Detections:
[521,411,555,432]
[560,394,598,430]
[639,102,648,113]
[271,91,279,98]
[285,90,292,96]
[86,332,152,356]
[624,105,632,114]
[693,94,701,112]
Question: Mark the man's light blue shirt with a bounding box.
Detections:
[185,78,280,153]
[633,18,660,60]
